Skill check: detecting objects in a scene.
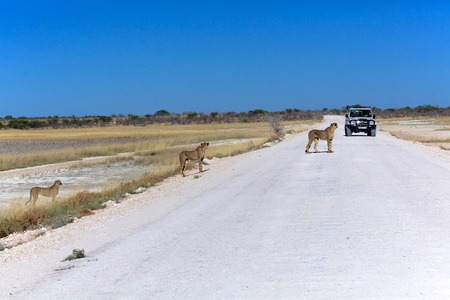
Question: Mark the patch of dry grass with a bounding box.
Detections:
[0,143,138,171]
[434,117,450,126]
[0,122,311,171]
[0,122,290,141]
[379,116,450,150]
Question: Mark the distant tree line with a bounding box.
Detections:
[373,105,450,118]
[0,109,324,129]
[1,105,449,130]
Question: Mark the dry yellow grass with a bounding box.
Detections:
[0,121,313,238]
[0,122,290,141]
[378,116,450,150]
[378,116,450,126]
[0,121,311,171]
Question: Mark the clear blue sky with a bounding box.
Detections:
[1,1,449,117]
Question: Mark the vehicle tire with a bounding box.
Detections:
[345,127,352,136]
[369,129,376,137]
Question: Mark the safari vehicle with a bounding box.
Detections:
[345,105,376,136]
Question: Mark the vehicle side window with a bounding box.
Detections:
[362,110,372,117]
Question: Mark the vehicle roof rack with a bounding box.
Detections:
[346,105,372,109]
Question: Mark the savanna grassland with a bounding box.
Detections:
[0,122,305,171]
[1,106,448,241]
[0,120,312,239]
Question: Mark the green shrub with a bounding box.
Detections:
[63,248,85,261]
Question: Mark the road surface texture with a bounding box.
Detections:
[1,116,450,299]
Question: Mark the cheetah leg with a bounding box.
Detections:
[181,159,189,177]
[305,141,312,153]
[199,158,204,173]
[313,138,319,153]
[327,139,333,153]
[27,195,38,207]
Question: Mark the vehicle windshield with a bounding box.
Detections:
[350,109,372,118]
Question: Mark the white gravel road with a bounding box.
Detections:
[1,116,450,299]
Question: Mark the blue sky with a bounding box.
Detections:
[1,1,449,117]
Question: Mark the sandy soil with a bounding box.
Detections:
[378,119,450,151]
[0,138,151,155]
[1,116,449,298]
